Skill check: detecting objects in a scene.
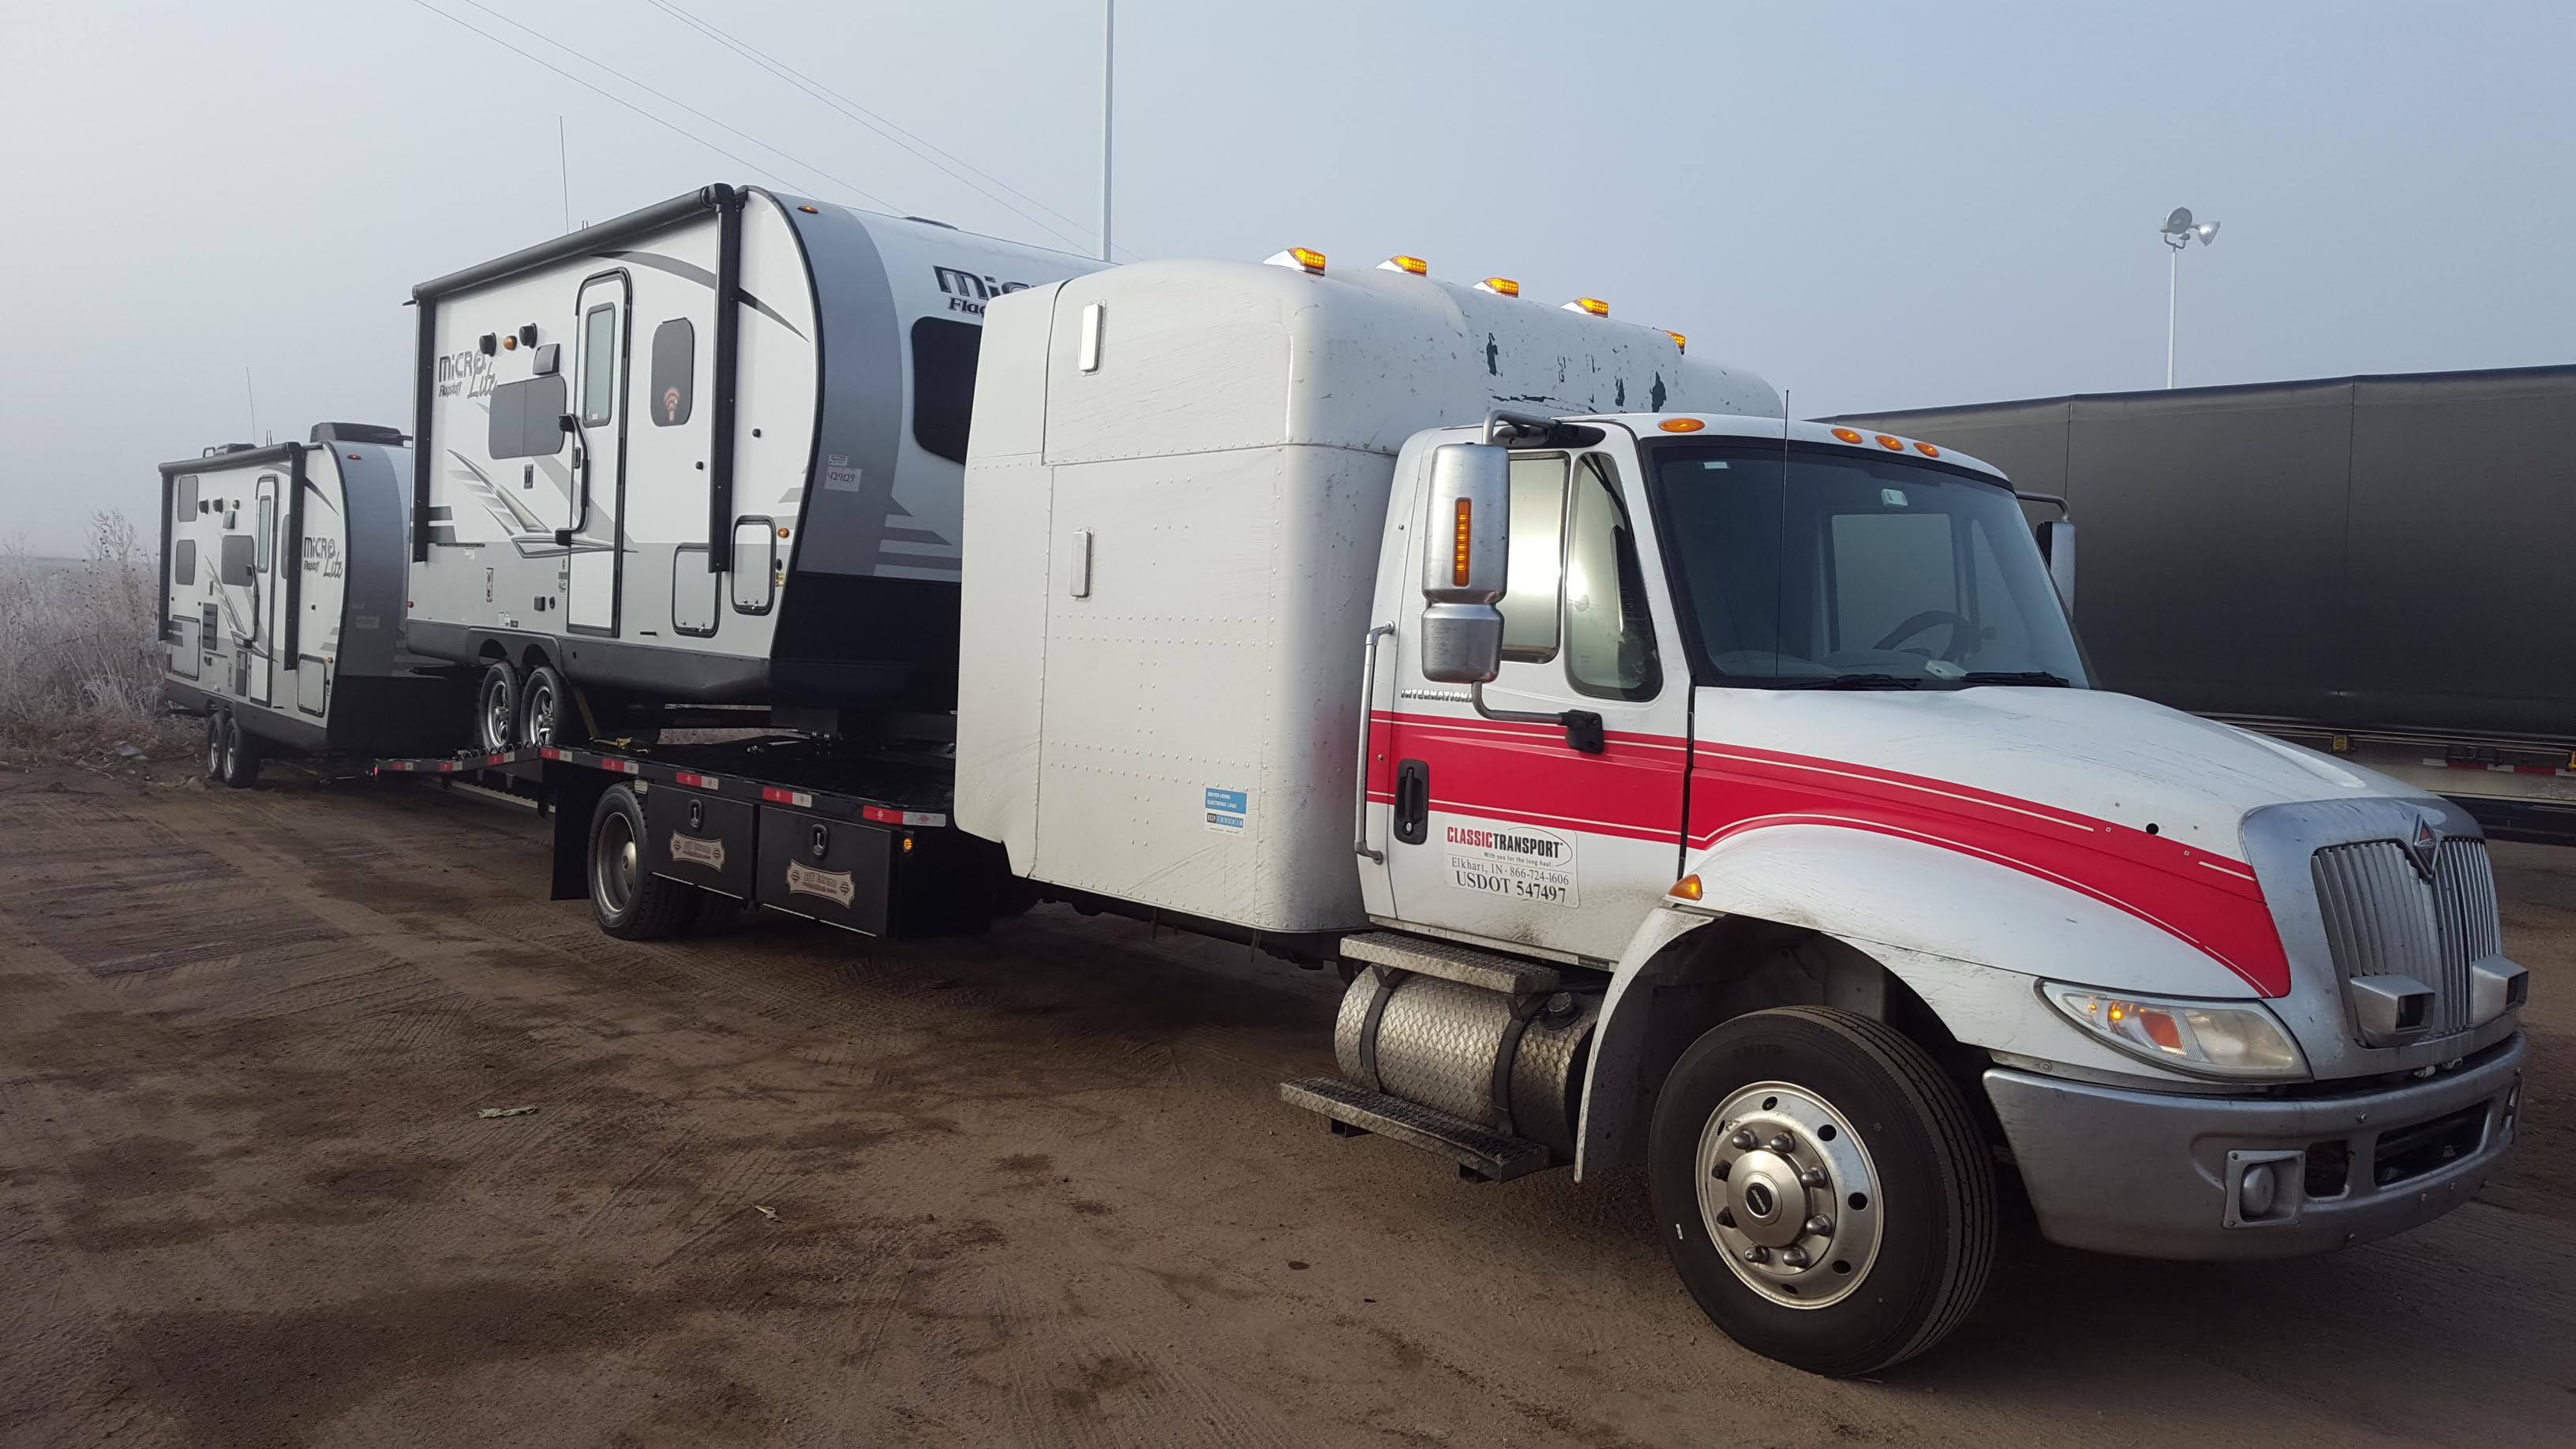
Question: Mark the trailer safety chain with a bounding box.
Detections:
[1355,964,1405,1095]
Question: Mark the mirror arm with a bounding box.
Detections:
[1471,683,1606,755]
[2015,491,2069,517]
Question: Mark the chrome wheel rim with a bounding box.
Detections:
[481,677,515,750]
[207,721,223,777]
[1694,1081,1883,1309]
[525,678,555,747]
[593,811,637,916]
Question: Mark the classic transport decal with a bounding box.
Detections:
[668,833,726,871]
[785,861,855,908]
[1445,820,1579,908]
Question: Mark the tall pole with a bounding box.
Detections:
[1099,0,1114,262]
[2165,244,2178,390]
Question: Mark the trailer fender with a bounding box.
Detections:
[1572,824,2256,1178]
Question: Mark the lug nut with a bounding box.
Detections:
[1779,1247,1810,1268]
[1729,1129,1758,1151]
[1768,1133,1795,1155]
[1805,1215,1834,1236]
[1715,1208,1736,1229]
[1741,1245,1769,1264]
[1798,1168,1828,1189]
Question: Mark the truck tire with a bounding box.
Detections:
[587,784,694,940]
[519,665,569,749]
[204,712,227,784]
[475,661,520,752]
[1649,1006,1994,1377]
[218,715,262,789]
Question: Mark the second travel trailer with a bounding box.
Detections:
[406,183,1103,748]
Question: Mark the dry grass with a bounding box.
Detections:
[0,511,196,762]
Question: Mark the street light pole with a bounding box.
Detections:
[2157,207,2219,389]
[1099,0,1114,262]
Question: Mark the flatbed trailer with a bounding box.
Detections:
[373,737,1004,942]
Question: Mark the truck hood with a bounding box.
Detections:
[1691,684,2413,863]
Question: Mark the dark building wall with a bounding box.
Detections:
[1831,366,2576,741]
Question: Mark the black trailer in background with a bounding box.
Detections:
[1831,365,2576,840]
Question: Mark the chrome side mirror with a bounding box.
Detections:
[2035,519,2076,612]
[1418,442,1509,683]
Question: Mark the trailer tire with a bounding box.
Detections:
[204,712,227,784]
[587,784,692,940]
[1649,1006,1994,1378]
[218,716,261,790]
[520,665,568,748]
[475,662,520,752]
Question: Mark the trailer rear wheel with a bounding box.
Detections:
[217,716,261,790]
[519,665,568,748]
[1649,1006,1994,1377]
[476,662,520,752]
[204,713,227,783]
[588,784,693,940]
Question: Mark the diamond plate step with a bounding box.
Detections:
[1339,931,1560,997]
[1279,1076,1555,1182]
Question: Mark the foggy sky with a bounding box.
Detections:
[4,0,2570,552]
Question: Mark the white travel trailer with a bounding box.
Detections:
[406,183,1103,749]
[159,425,456,784]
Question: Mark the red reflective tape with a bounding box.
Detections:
[675,771,720,789]
[762,786,814,807]
[486,754,507,766]
[438,762,460,773]
[863,805,900,823]
[863,804,946,826]
[540,747,564,760]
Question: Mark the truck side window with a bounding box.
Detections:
[650,318,694,426]
[1563,455,1658,698]
[582,304,618,426]
[1500,453,1567,661]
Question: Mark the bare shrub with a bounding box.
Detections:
[0,511,191,758]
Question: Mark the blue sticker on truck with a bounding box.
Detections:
[1204,786,1249,835]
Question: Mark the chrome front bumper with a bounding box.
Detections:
[1984,1033,2525,1259]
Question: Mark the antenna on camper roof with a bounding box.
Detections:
[244,368,259,446]
[557,116,572,234]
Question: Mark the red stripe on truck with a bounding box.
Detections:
[1365,710,2288,997]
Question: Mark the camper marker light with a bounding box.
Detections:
[1665,331,1687,352]
[1874,433,1904,451]
[1381,255,1430,275]
[798,204,818,214]
[1451,499,1473,586]
[2043,983,2307,1080]
[1264,247,1328,274]
[1831,427,1864,444]
[1477,277,1522,297]
[502,334,518,350]
[1659,418,1705,433]
[1913,441,1941,457]
[1564,298,1611,317]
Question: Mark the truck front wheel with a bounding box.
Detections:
[1649,1006,1995,1377]
[588,784,695,940]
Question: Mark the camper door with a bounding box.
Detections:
[569,273,631,633]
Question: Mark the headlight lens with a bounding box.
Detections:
[2042,983,2308,1080]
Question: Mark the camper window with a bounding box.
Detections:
[256,493,275,574]
[582,304,618,426]
[174,539,196,586]
[174,476,199,521]
[650,318,694,426]
[909,317,981,465]
[488,374,571,459]
[219,534,256,587]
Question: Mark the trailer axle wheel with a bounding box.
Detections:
[588,784,695,940]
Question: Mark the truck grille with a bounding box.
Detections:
[2310,838,2498,1038]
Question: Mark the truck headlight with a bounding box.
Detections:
[2042,983,2308,1081]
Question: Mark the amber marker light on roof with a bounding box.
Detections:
[798,204,818,214]
[1283,247,1327,273]
[1665,331,1687,352]
[1831,427,1864,444]
[1913,440,1941,457]
[1477,277,1522,296]
[1383,255,1429,275]
[1875,433,1905,451]
[1659,418,1705,433]
[1565,297,1610,317]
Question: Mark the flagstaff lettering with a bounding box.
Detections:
[932,265,1032,317]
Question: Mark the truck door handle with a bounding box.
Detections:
[1393,760,1430,845]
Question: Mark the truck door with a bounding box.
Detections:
[1377,444,1693,961]
[567,273,631,634]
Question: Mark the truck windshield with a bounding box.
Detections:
[1644,441,2089,689]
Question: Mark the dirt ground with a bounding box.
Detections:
[3,761,2572,1449]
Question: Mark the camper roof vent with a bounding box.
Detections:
[202,443,257,456]
[311,422,408,447]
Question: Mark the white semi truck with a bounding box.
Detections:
[196,194,2528,1376]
